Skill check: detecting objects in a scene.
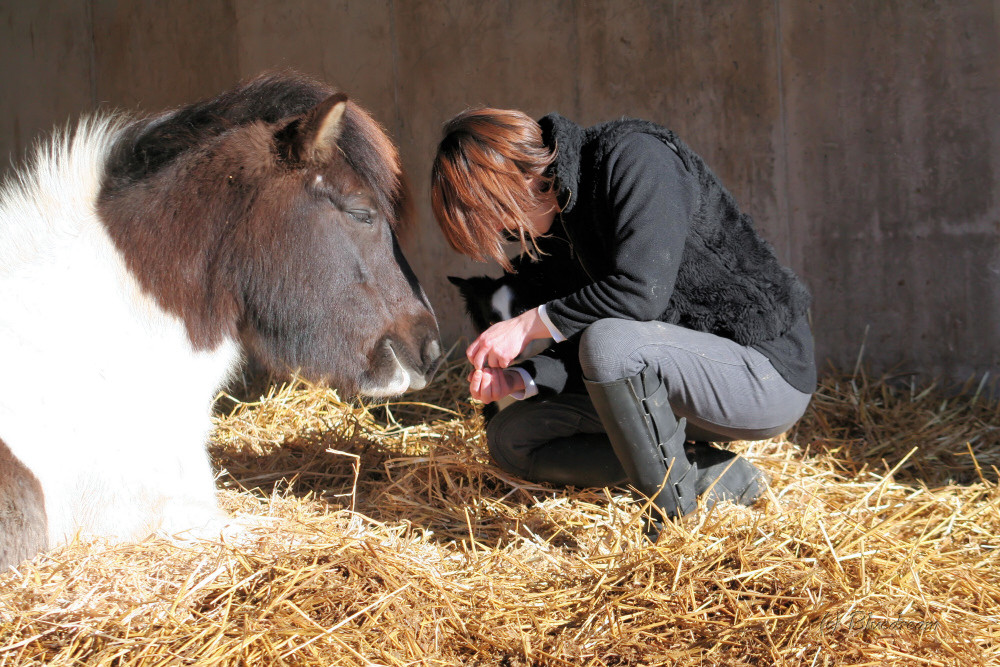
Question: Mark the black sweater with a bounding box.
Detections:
[515,114,817,395]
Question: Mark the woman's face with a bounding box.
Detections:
[500,176,556,238]
[525,189,558,236]
[493,193,556,243]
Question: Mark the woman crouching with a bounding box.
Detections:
[431,108,816,534]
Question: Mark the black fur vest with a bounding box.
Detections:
[538,113,811,347]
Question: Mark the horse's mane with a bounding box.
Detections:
[0,116,128,273]
[101,70,407,225]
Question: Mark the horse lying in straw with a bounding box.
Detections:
[0,71,442,569]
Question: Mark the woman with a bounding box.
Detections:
[431,108,816,528]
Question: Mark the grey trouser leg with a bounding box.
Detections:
[487,319,811,483]
[578,319,812,442]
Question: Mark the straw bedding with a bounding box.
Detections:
[0,354,997,666]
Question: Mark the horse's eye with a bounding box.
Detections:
[347,209,374,225]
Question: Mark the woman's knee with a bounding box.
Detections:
[484,405,534,477]
[485,393,602,476]
[579,318,647,383]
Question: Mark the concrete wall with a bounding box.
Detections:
[2,0,997,386]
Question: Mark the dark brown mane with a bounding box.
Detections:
[101,70,407,227]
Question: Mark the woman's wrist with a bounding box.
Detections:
[505,367,526,394]
[522,307,552,342]
[535,304,567,342]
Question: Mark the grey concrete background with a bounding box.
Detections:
[2,1,997,387]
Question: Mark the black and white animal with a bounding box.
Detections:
[448,273,531,331]
[449,258,564,415]
[449,248,586,358]
[448,272,551,362]
[0,71,442,569]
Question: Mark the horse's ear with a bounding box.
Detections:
[284,93,348,164]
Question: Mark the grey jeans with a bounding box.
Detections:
[486,319,812,480]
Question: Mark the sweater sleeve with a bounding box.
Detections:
[544,133,697,338]
[513,339,586,397]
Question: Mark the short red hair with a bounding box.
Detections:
[430,108,556,271]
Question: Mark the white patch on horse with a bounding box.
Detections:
[377,341,412,397]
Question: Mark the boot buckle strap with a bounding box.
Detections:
[641,380,672,443]
[659,446,692,474]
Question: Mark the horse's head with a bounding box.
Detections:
[99,73,442,397]
[234,93,442,396]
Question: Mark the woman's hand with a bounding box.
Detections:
[466,307,551,370]
[468,367,525,404]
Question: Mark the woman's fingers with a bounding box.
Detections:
[468,368,491,403]
[467,337,500,370]
[466,335,491,370]
[467,367,512,403]
[466,339,482,369]
[488,351,507,369]
[467,328,518,370]
[467,368,482,401]
[468,307,550,372]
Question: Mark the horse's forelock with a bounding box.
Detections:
[213,70,409,229]
[338,103,409,230]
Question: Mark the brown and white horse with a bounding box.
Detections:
[0,71,442,568]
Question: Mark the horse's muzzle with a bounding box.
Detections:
[363,331,442,397]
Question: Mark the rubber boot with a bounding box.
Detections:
[686,442,767,509]
[525,434,628,488]
[584,367,697,529]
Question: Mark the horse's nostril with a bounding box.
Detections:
[422,338,443,381]
[424,338,442,363]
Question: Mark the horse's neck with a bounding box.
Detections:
[0,116,241,486]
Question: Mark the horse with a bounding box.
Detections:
[0,70,442,569]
